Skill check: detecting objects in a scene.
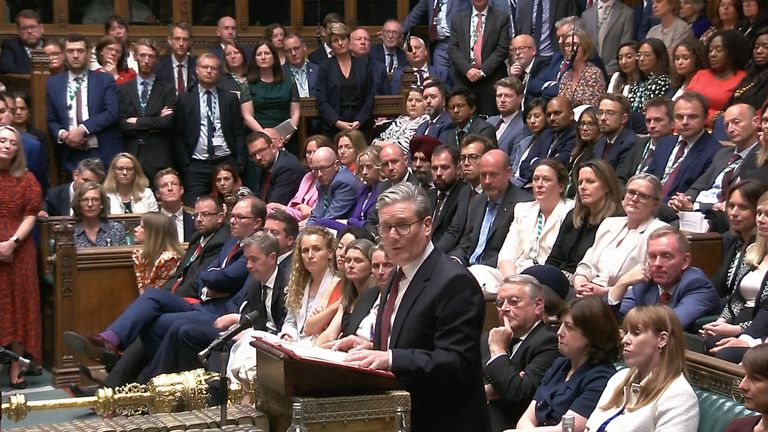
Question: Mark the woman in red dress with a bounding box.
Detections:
[0,125,42,389]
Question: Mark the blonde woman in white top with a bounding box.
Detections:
[573,174,668,297]
[103,152,158,214]
[585,305,698,432]
[497,159,573,278]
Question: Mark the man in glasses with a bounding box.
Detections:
[282,33,318,98]
[371,20,407,76]
[246,130,306,206]
[592,94,638,169]
[364,144,419,236]
[341,182,488,431]
[306,147,358,225]
[460,133,494,198]
[484,274,559,431]
[0,9,45,74]
[505,34,549,106]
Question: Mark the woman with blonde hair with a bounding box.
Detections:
[585,305,699,431]
[103,152,158,214]
[131,212,184,294]
[279,226,343,343]
[703,190,768,363]
[558,29,606,107]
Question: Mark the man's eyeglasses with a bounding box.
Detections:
[193,211,220,218]
[230,214,256,223]
[310,162,337,174]
[495,296,525,309]
[460,154,481,164]
[378,219,424,237]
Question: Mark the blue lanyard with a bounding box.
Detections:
[596,406,625,432]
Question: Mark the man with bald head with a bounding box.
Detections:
[506,34,550,103]
[391,36,453,92]
[669,103,762,212]
[209,16,250,61]
[349,28,391,95]
[451,149,531,267]
[516,96,576,186]
[307,147,359,225]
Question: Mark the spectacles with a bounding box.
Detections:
[378,219,424,237]
[460,154,481,163]
[495,296,525,309]
[79,197,101,204]
[193,211,220,218]
[625,189,656,202]
[310,162,337,174]
[578,121,597,129]
[511,46,533,52]
[231,214,256,223]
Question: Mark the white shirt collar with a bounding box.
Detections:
[277,250,291,264]
[265,266,278,289]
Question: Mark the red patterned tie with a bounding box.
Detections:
[660,291,671,306]
[379,269,405,349]
[720,153,742,201]
[473,13,484,67]
[176,64,185,94]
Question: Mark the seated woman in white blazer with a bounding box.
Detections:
[585,305,699,432]
[573,173,668,298]
[103,152,158,214]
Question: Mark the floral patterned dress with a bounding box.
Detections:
[132,249,182,293]
[558,63,606,107]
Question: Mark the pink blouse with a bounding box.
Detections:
[284,172,319,221]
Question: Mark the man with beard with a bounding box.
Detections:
[429,144,469,251]
[414,79,453,139]
[409,135,440,190]
[246,131,306,205]
[0,9,45,74]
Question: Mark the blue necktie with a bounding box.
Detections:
[470,201,499,265]
[139,81,149,115]
[205,90,215,158]
[509,0,518,36]
[532,0,544,49]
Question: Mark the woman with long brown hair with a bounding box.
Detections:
[132,212,184,294]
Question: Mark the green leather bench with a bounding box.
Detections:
[695,387,754,432]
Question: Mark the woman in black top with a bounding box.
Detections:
[546,160,623,282]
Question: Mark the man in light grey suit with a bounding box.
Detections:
[487,78,530,175]
[582,0,635,75]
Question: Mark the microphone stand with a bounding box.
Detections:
[198,343,231,427]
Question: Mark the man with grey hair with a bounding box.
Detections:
[484,274,559,431]
[390,35,452,92]
[43,158,106,216]
[340,182,489,431]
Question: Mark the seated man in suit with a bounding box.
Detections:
[307,147,359,225]
[484,274,560,431]
[451,149,531,267]
[364,144,420,235]
[155,168,194,243]
[118,39,177,182]
[264,209,298,273]
[246,131,306,205]
[506,34,550,107]
[461,134,496,198]
[140,231,288,382]
[669,103,762,212]
[647,92,722,203]
[516,96,576,186]
[617,96,675,185]
[0,9,44,74]
[391,36,453,92]
[414,79,453,138]
[527,16,582,101]
[410,136,439,190]
[371,20,407,76]
[46,33,123,173]
[429,144,470,252]
[607,226,721,329]
[155,22,196,95]
[282,33,318,98]
[43,158,105,217]
[487,78,530,167]
[440,86,497,148]
[174,53,245,205]
[593,94,638,169]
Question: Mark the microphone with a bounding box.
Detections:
[198,310,260,363]
[0,348,32,374]
[405,31,413,53]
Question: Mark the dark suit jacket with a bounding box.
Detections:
[260,151,307,205]
[118,78,177,175]
[518,125,577,184]
[197,237,248,298]
[634,0,660,41]
[616,135,658,185]
[515,0,579,51]
[685,144,761,206]
[370,44,407,72]
[46,70,124,171]
[154,55,197,93]
[402,0,472,33]
[647,132,723,202]
[230,266,288,332]
[173,85,246,170]
[616,267,721,329]
[341,286,380,337]
[370,58,393,96]
[483,321,560,431]
[282,61,320,96]
[364,172,421,235]
[308,167,360,224]
[711,231,750,298]
[308,44,332,66]
[450,184,533,266]
[390,64,453,94]
[182,210,195,242]
[429,181,470,252]
[440,116,498,147]
[414,111,453,138]
[161,224,230,299]
[592,125,639,169]
[373,247,489,432]
[45,182,72,216]
[315,56,376,130]
[0,37,35,74]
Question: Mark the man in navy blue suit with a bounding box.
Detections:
[46,33,123,172]
[154,22,196,95]
[307,147,359,225]
[593,94,638,168]
[391,36,453,93]
[246,131,307,205]
[414,79,453,138]
[44,158,105,217]
[516,96,576,186]
[350,28,391,96]
[607,226,720,329]
[282,33,319,98]
[0,9,44,74]
[371,20,408,76]
[647,92,722,203]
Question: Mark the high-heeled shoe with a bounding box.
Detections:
[8,363,27,389]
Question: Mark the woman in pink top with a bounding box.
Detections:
[267,135,335,223]
[686,29,749,126]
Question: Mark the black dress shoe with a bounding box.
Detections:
[63,332,120,368]
[63,384,97,398]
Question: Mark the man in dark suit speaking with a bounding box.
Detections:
[342,183,489,432]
